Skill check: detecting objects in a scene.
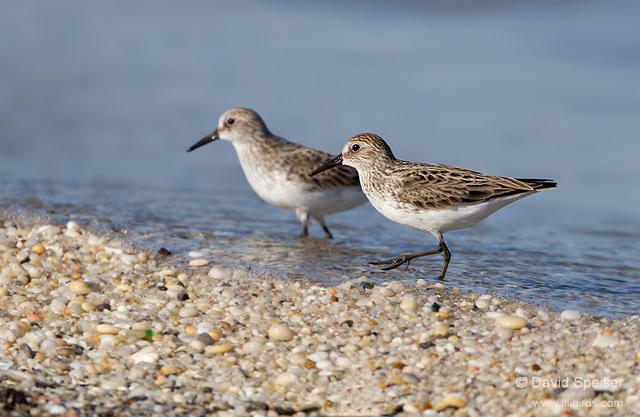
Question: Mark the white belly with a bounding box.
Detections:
[368,192,532,235]
[238,155,367,217]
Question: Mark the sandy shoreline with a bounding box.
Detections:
[0,218,638,416]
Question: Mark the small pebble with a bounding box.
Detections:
[495,315,526,330]
[130,348,159,364]
[268,324,294,341]
[31,244,46,255]
[66,221,80,231]
[402,373,420,384]
[196,333,215,346]
[96,324,119,335]
[208,329,222,342]
[381,288,396,297]
[207,344,232,355]
[433,324,448,337]
[361,282,374,290]
[189,340,205,352]
[243,340,265,355]
[592,335,619,348]
[19,343,35,359]
[560,309,581,321]
[179,306,199,318]
[207,266,228,279]
[496,327,514,340]
[436,311,449,319]
[67,281,91,296]
[45,404,67,415]
[39,339,58,356]
[160,366,183,376]
[475,299,489,310]
[157,247,172,256]
[189,258,209,267]
[433,394,466,411]
[274,372,297,386]
[95,303,111,312]
[26,313,43,323]
[336,357,351,368]
[400,295,418,312]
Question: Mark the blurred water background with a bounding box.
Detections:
[1,1,639,316]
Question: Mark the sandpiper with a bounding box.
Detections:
[310,133,557,279]
[187,108,367,238]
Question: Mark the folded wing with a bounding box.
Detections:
[396,163,556,210]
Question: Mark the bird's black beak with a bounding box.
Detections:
[187,130,219,152]
[309,154,343,176]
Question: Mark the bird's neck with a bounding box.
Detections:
[354,159,395,197]
[231,134,285,168]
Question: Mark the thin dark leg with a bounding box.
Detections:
[370,233,452,279]
[439,236,451,280]
[317,218,333,239]
[299,215,309,238]
[370,246,443,270]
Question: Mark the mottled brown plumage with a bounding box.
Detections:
[377,161,555,210]
[340,133,556,212]
[310,132,557,278]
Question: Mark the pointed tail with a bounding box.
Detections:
[517,178,557,191]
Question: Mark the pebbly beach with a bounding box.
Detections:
[0,218,637,416]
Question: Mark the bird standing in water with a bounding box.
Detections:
[188,108,367,238]
[310,133,556,279]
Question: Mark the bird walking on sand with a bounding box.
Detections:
[187,108,367,238]
[310,133,556,279]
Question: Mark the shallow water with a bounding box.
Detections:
[1,178,638,318]
[1,1,639,316]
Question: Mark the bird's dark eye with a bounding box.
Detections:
[227,118,235,125]
[351,144,360,152]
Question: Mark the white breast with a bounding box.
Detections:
[235,153,294,209]
[233,143,367,217]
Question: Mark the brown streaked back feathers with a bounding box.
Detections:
[390,162,556,210]
[256,135,360,190]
